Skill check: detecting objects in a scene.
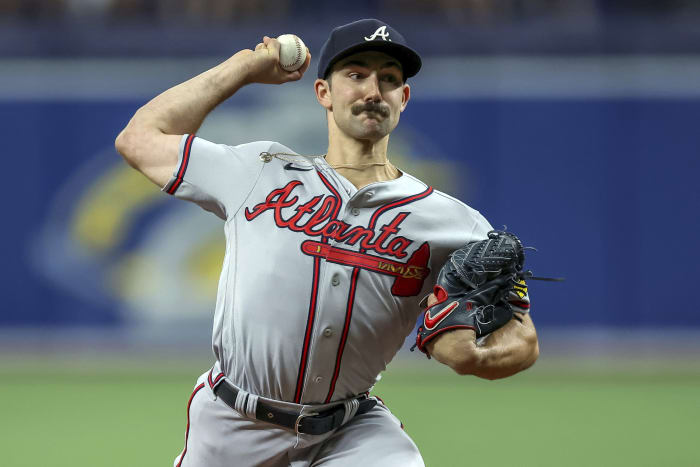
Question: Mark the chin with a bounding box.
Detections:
[355,131,388,142]
[352,123,391,141]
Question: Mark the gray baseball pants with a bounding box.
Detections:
[173,369,424,467]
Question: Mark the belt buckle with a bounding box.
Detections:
[294,411,318,434]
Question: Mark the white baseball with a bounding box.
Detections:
[277,34,307,72]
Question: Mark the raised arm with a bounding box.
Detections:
[114,36,311,187]
[424,295,539,379]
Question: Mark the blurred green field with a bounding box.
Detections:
[1,354,699,467]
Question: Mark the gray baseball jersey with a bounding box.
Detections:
[165,134,493,466]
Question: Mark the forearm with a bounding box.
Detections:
[123,51,252,138]
[427,313,539,379]
[115,37,309,187]
[471,314,539,379]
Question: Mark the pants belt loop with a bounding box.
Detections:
[341,398,360,425]
[245,393,259,419]
[234,389,250,414]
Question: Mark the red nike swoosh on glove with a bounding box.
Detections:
[424,301,459,330]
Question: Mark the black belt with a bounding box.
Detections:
[213,380,376,435]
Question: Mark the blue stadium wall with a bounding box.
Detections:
[2,57,699,328]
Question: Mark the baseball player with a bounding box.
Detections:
[116,18,539,467]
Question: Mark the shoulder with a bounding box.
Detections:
[434,189,492,240]
[400,172,491,235]
[198,140,301,165]
[404,172,488,223]
[225,140,297,156]
[434,189,490,231]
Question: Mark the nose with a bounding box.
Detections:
[363,74,381,103]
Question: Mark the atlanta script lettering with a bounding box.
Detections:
[244,181,413,259]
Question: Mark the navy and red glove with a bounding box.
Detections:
[412,230,532,356]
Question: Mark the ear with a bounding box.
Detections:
[399,83,411,112]
[315,78,332,111]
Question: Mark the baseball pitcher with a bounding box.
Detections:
[116,18,539,467]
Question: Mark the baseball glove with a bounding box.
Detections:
[412,230,533,356]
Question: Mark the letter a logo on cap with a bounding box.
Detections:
[364,26,391,42]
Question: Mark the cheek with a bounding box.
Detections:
[389,99,404,120]
[333,92,356,114]
[386,89,405,110]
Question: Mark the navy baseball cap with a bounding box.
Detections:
[317,18,422,80]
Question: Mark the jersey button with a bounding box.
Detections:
[314,376,323,384]
[351,208,360,216]
[331,274,340,286]
[323,328,333,337]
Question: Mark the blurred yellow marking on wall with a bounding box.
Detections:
[186,233,225,299]
[388,138,458,194]
[71,163,162,253]
[109,252,159,300]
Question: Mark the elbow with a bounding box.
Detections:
[498,338,539,379]
[115,125,144,169]
[532,340,540,362]
[523,340,540,371]
[115,128,133,164]
[115,106,149,166]
[521,326,540,370]
[115,130,126,155]
[514,320,540,373]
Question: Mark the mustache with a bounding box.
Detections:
[351,102,390,118]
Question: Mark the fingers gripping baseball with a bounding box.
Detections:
[246,36,311,85]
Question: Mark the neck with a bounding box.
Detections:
[325,123,400,190]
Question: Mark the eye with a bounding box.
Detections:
[381,74,401,84]
[348,72,362,80]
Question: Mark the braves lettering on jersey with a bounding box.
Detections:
[164,134,492,405]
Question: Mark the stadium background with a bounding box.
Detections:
[2,2,699,466]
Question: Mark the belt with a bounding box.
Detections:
[213,380,376,435]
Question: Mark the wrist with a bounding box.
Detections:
[209,52,253,94]
[231,50,259,86]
